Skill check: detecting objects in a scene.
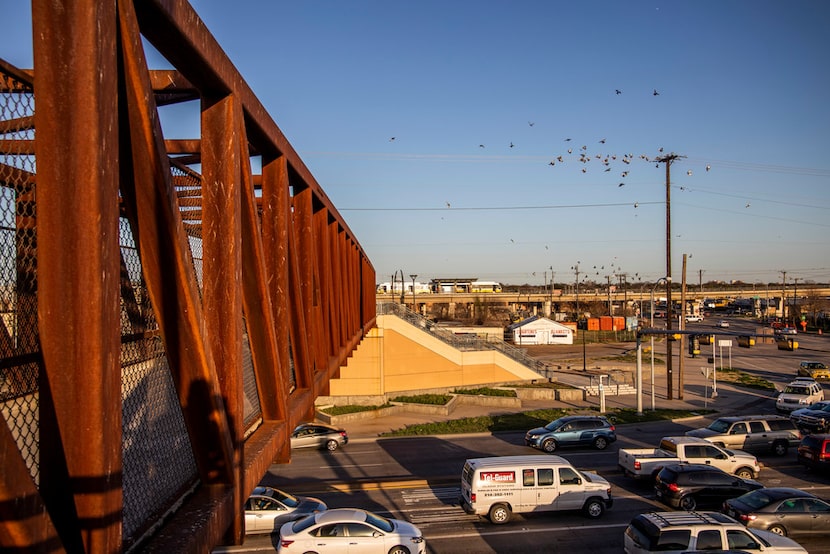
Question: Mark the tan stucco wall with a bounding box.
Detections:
[329,315,543,396]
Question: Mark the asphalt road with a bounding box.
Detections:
[221,316,830,553]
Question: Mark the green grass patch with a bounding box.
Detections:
[453,387,517,397]
[382,408,569,436]
[603,407,715,424]
[319,404,391,416]
[379,406,712,437]
[391,394,452,405]
[715,368,776,391]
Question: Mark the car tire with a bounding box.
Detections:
[768,524,787,536]
[583,497,605,519]
[325,439,339,451]
[679,495,697,511]
[735,467,755,479]
[388,546,411,554]
[593,436,609,450]
[542,438,557,453]
[771,440,788,457]
[489,503,511,524]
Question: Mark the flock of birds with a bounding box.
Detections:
[388,88,734,212]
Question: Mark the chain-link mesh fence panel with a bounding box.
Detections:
[119,216,199,548]
[0,70,40,484]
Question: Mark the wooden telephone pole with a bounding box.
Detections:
[654,152,685,400]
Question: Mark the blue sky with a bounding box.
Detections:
[3,1,829,288]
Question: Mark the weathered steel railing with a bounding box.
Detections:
[0,1,375,552]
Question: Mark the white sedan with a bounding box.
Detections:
[245,486,327,535]
[716,320,730,328]
[277,508,426,554]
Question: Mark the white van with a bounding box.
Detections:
[459,455,613,524]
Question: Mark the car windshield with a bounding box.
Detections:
[735,489,775,510]
[544,417,566,431]
[784,386,809,395]
[364,511,394,533]
[707,419,731,433]
[291,514,318,533]
[268,489,300,508]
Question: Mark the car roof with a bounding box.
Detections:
[313,508,373,524]
[294,422,341,431]
[715,414,788,422]
[750,487,817,501]
[466,455,570,468]
[635,511,736,528]
[660,462,725,473]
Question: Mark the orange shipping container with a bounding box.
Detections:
[613,317,625,331]
[600,316,613,331]
[587,317,600,331]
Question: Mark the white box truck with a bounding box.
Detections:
[459,455,612,524]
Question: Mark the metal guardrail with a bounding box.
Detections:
[377,302,552,375]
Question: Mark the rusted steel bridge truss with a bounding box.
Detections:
[0,1,375,551]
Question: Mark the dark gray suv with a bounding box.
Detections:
[525,415,616,453]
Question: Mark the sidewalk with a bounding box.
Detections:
[340,362,777,441]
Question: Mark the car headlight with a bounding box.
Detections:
[528,434,539,440]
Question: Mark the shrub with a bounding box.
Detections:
[392,394,452,405]
[452,387,517,397]
[319,404,391,416]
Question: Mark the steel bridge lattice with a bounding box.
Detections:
[0,1,375,552]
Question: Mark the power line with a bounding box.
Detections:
[340,201,660,211]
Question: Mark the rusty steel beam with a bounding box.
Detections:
[32,1,123,553]
[133,0,368,261]
[200,94,245,543]
[3,1,377,551]
[118,0,235,486]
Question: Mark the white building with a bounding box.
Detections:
[507,316,574,345]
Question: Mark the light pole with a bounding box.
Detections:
[410,274,417,313]
[648,277,669,411]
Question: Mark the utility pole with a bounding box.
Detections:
[793,277,801,326]
[780,270,787,321]
[699,269,704,295]
[655,152,684,400]
[572,262,581,319]
[680,253,688,400]
[607,275,612,316]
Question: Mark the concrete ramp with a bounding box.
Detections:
[329,314,544,397]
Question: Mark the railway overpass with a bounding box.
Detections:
[378,286,830,321]
[1,2,374,552]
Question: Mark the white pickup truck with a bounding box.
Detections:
[618,436,761,480]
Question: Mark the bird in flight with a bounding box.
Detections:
[621,171,628,177]
[687,170,693,176]
[653,89,660,96]
[618,183,625,187]
[509,142,515,148]
[599,138,606,144]
[706,164,711,172]
[446,202,451,208]
[528,121,535,127]
[479,144,485,148]
[389,137,396,142]
[616,89,622,95]
[564,138,572,142]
